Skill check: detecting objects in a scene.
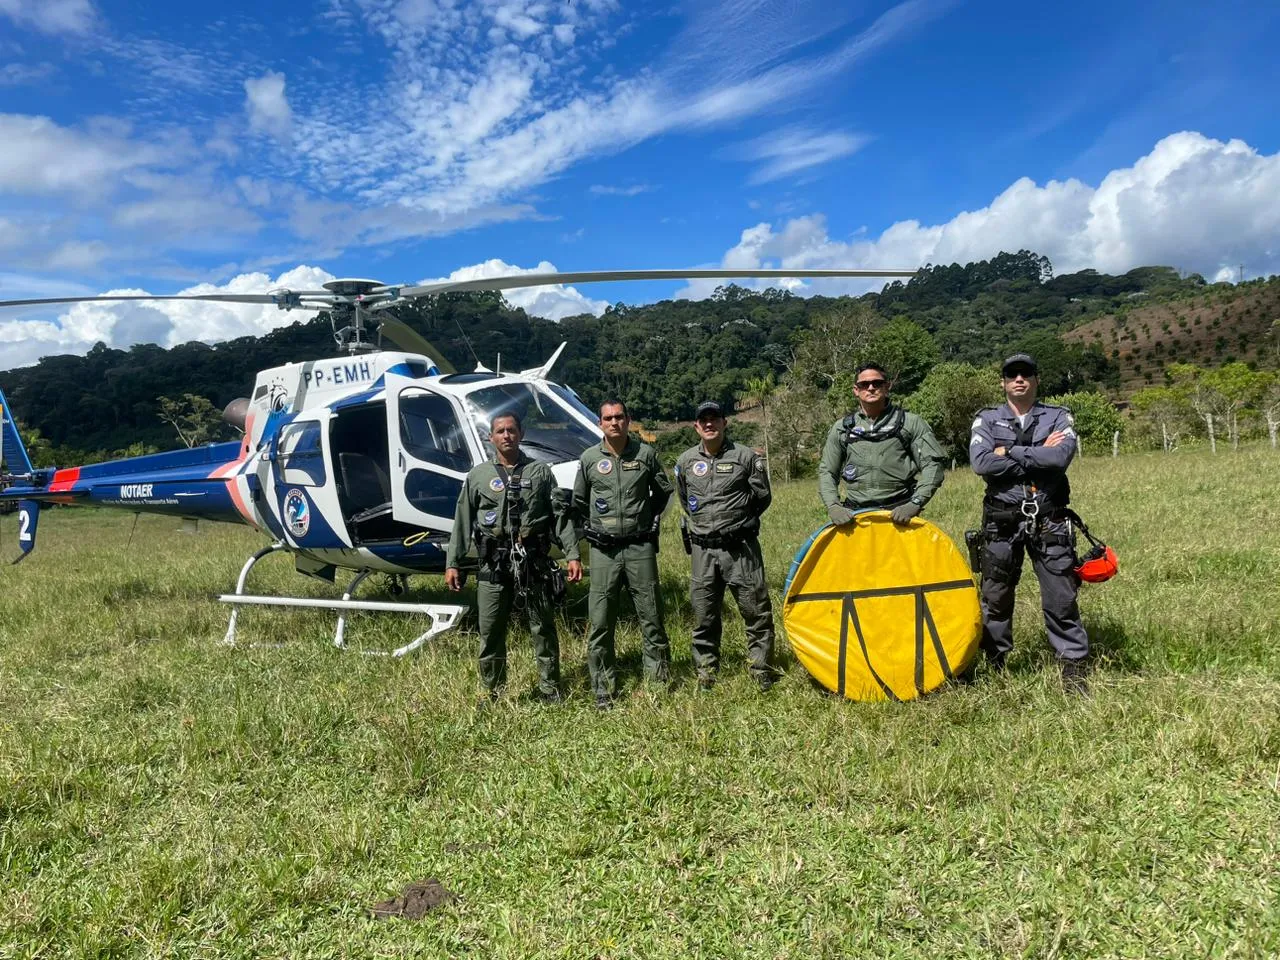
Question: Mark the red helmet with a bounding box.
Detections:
[1075,543,1118,583]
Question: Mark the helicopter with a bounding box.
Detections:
[0,267,917,655]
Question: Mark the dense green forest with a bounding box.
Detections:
[2,250,1272,471]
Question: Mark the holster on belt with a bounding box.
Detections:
[687,518,760,550]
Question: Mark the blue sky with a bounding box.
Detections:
[1,0,1278,367]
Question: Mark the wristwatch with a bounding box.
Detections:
[909,496,926,507]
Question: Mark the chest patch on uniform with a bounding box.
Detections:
[519,478,533,488]
[482,510,498,526]
[489,477,504,492]
[842,464,858,482]
[596,458,613,475]
[594,497,610,514]
[715,462,734,474]
[687,496,700,512]
[622,460,641,471]
[691,460,709,477]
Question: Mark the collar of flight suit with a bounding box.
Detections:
[697,437,736,458]
[852,402,899,428]
[597,435,640,460]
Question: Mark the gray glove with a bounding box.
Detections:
[826,503,855,526]
[891,501,923,525]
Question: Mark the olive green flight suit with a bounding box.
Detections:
[574,436,672,696]
[674,439,777,681]
[447,453,579,695]
[818,404,947,512]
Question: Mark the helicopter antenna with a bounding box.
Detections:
[451,311,481,369]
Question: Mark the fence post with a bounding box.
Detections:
[1112,430,1120,457]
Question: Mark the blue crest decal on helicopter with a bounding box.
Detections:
[284,488,311,537]
[482,510,498,526]
[489,477,505,492]
[842,464,858,482]
[688,495,699,512]
[594,497,610,514]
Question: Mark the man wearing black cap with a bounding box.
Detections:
[818,361,947,526]
[674,401,780,691]
[969,353,1090,691]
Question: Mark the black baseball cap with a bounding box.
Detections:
[1001,353,1038,376]
[694,400,725,420]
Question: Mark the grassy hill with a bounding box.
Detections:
[1064,277,1280,394]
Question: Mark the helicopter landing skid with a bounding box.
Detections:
[218,542,465,657]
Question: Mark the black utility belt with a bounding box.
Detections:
[689,525,759,549]
[585,528,656,548]
[476,533,550,556]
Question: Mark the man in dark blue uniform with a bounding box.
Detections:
[970,354,1089,692]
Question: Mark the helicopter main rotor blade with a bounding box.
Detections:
[0,291,337,309]
[377,318,458,375]
[383,267,919,300]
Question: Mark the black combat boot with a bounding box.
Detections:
[1060,658,1090,696]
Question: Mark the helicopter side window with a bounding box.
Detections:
[278,421,326,486]
[398,391,472,473]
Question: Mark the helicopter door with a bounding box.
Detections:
[384,374,476,531]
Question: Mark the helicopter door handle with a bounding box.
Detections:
[399,451,406,472]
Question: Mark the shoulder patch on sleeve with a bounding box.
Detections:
[754,457,767,472]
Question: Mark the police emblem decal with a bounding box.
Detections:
[482,510,498,526]
[688,496,699,512]
[597,458,613,475]
[489,477,505,492]
[842,465,858,482]
[691,460,709,477]
[283,488,310,538]
[594,497,610,514]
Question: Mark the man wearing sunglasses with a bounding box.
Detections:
[818,362,946,527]
[969,353,1089,692]
[574,399,673,709]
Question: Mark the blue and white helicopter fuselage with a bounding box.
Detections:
[1,348,602,581]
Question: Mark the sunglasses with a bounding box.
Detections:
[1003,369,1036,380]
[855,379,888,390]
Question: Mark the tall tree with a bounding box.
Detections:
[739,373,776,483]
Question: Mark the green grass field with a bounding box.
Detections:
[2,448,1278,958]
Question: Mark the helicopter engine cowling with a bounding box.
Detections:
[222,398,250,431]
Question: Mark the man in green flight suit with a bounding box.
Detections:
[675,400,781,692]
[819,362,947,525]
[574,399,673,709]
[446,412,583,703]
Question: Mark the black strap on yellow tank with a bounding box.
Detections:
[792,577,971,699]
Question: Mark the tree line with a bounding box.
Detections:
[0,250,1256,473]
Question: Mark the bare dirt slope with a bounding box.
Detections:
[1064,279,1280,393]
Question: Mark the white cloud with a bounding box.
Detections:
[0,260,610,371]
[0,0,95,35]
[589,183,654,196]
[736,127,870,184]
[416,259,609,320]
[0,266,336,370]
[679,132,1280,299]
[244,71,293,139]
[0,61,56,86]
[0,114,172,195]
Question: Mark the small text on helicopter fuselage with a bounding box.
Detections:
[303,361,373,389]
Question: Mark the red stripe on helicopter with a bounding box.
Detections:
[49,467,81,492]
[210,414,254,524]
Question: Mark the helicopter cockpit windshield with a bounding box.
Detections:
[464,383,599,463]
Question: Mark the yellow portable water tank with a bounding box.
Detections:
[783,512,981,701]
